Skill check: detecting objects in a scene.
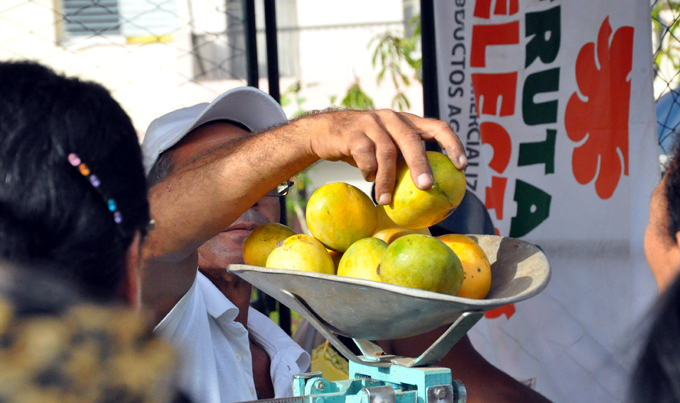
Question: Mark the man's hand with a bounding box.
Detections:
[141,110,467,324]
[293,109,467,205]
[379,332,552,403]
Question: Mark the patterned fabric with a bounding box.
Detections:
[0,298,182,403]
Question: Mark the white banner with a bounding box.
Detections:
[434,1,660,401]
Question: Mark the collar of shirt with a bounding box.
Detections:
[197,272,311,396]
[197,271,311,394]
[159,271,311,399]
[196,272,240,323]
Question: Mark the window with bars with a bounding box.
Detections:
[61,0,120,38]
[191,0,301,81]
[60,0,177,43]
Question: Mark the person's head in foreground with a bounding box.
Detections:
[629,146,680,402]
[0,259,188,403]
[143,88,289,270]
[0,61,189,402]
[0,61,150,305]
[645,143,680,292]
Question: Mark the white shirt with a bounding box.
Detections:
[154,272,310,403]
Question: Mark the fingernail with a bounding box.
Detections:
[457,154,468,167]
[417,173,434,189]
[378,193,391,205]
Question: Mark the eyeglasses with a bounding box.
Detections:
[266,180,294,197]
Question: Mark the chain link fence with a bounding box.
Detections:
[1,0,252,134]
[2,1,675,153]
[0,0,409,334]
[0,0,406,136]
[653,0,680,167]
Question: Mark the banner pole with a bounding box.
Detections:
[420,0,442,151]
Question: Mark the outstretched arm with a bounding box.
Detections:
[379,331,552,403]
[140,109,467,324]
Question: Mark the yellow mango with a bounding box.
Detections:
[385,151,466,229]
[372,205,431,244]
[327,249,343,271]
[306,182,378,252]
[437,234,492,299]
[380,234,464,296]
[266,234,335,275]
[337,237,387,282]
[243,223,296,267]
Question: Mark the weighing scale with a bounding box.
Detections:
[229,235,551,403]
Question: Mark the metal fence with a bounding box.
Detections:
[0,0,409,334]
[0,0,405,136]
[653,0,680,166]
[2,1,676,153]
[0,0,250,134]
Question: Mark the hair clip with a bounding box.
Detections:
[68,153,123,225]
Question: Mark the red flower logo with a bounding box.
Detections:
[565,17,634,200]
[485,304,515,320]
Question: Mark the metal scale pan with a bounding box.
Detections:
[229,235,551,367]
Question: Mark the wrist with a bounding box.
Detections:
[288,112,329,161]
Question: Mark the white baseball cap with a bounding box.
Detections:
[141,87,288,175]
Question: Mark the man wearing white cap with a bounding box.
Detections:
[139,87,468,403]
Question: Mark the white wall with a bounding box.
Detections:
[0,0,422,191]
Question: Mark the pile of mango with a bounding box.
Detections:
[243,152,492,299]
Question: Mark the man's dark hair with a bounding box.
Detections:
[147,151,174,189]
[0,61,150,302]
[627,146,680,402]
[665,146,680,243]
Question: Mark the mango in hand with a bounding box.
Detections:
[385,151,466,229]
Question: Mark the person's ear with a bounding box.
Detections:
[119,231,142,308]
